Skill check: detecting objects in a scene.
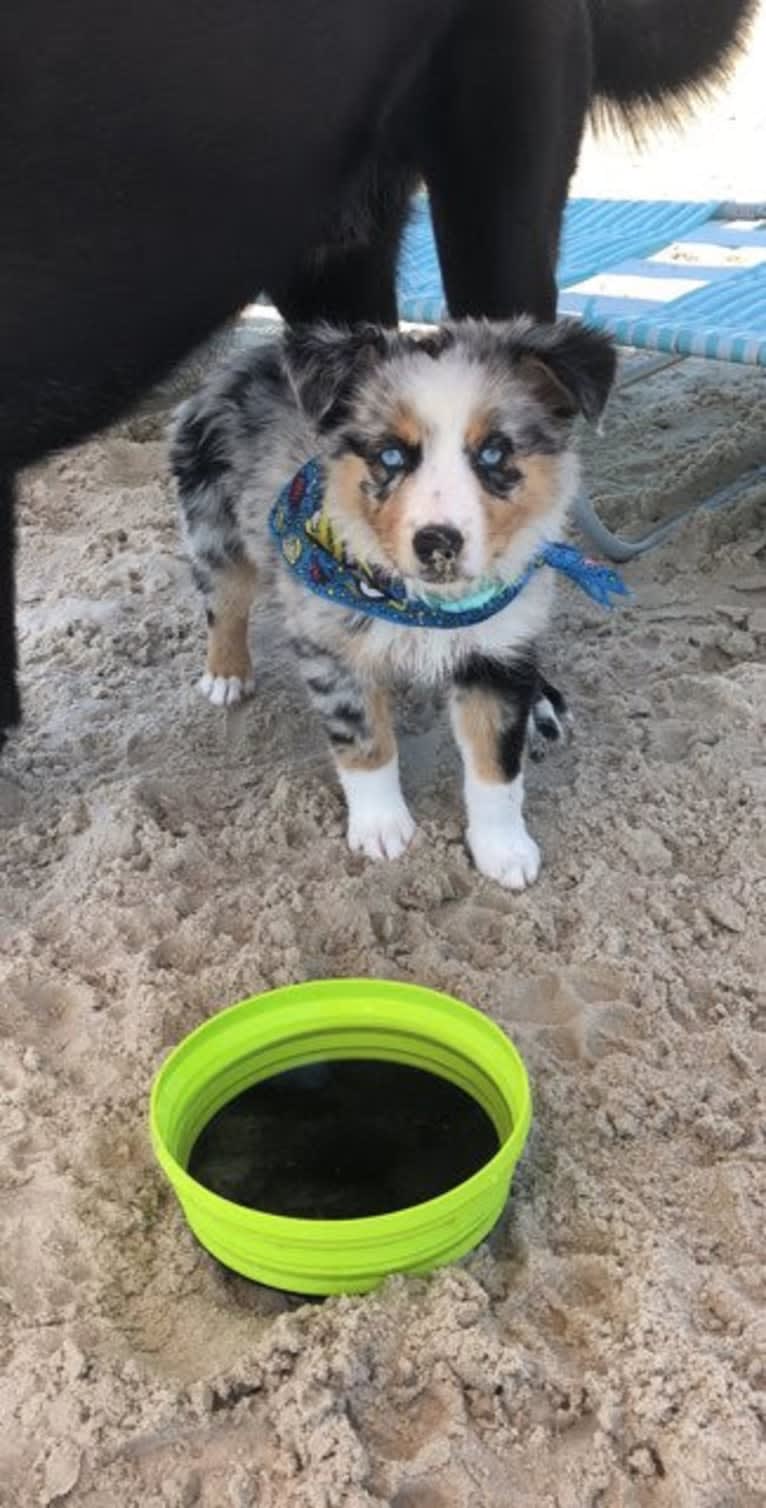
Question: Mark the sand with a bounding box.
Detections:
[2,16,766,1508]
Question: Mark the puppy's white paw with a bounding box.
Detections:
[348,803,416,861]
[461,772,541,890]
[339,759,416,862]
[468,824,541,891]
[199,672,255,708]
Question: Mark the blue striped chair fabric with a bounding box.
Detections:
[396,196,766,368]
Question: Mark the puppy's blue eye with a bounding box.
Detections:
[379,445,406,471]
[478,438,509,468]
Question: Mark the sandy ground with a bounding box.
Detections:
[2,15,766,1508]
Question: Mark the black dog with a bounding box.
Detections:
[275,0,756,326]
[0,0,754,745]
[0,0,460,743]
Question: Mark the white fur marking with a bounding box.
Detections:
[398,355,492,580]
[353,569,556,686]
[462,770,541,891]
[338,758,416,861]
[199,672,255,708]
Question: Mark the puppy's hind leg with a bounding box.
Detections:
[198,559,258,708]
[526,674,574,762]
[292,638,415,861]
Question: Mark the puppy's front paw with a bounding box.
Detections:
[340,760,416,861]
[199,671,255,708]
[468,823,541,891]
[347,803,416,861]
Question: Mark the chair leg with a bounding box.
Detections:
[574,463,766,563]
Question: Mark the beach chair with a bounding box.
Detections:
[397,197,766,560]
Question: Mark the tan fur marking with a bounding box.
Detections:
[453,687,505,783]
[485,454,562,561]
[389,404,423,449]
[331,454,372,531]
[334,686,396,772]
[206,561,258,680]
[465,411,494,451]
[331,454,412,576]
[367,481,412,569]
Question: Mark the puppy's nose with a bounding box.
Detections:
[412,525,464,566]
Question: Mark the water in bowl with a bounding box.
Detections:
[188,1059,500,1220]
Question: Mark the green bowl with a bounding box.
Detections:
[149,979,531,1295]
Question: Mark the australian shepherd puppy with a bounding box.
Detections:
[170,319,615,890]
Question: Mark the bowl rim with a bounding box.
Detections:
[149,978,532,1238]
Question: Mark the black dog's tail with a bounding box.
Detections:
[0,473,20,751]
[588,0,756,129]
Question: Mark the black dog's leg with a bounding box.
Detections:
[272,165,414,328]
[414,0,590,742]
[273,243,400,328]
[0,472,20,750]
[422,0,591,321]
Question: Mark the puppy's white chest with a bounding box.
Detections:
[350,571,556,683]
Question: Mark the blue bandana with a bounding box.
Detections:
[269,458,628,629]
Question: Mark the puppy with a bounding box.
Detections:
[171,319,616,889]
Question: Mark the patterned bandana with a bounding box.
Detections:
[269,457,629,630]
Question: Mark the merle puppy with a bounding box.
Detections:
[171,318,617,889]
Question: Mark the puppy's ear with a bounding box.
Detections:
[282,323,389,431]
[504,318,617,423]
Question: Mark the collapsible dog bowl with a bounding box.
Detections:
[150,979,531,1295]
